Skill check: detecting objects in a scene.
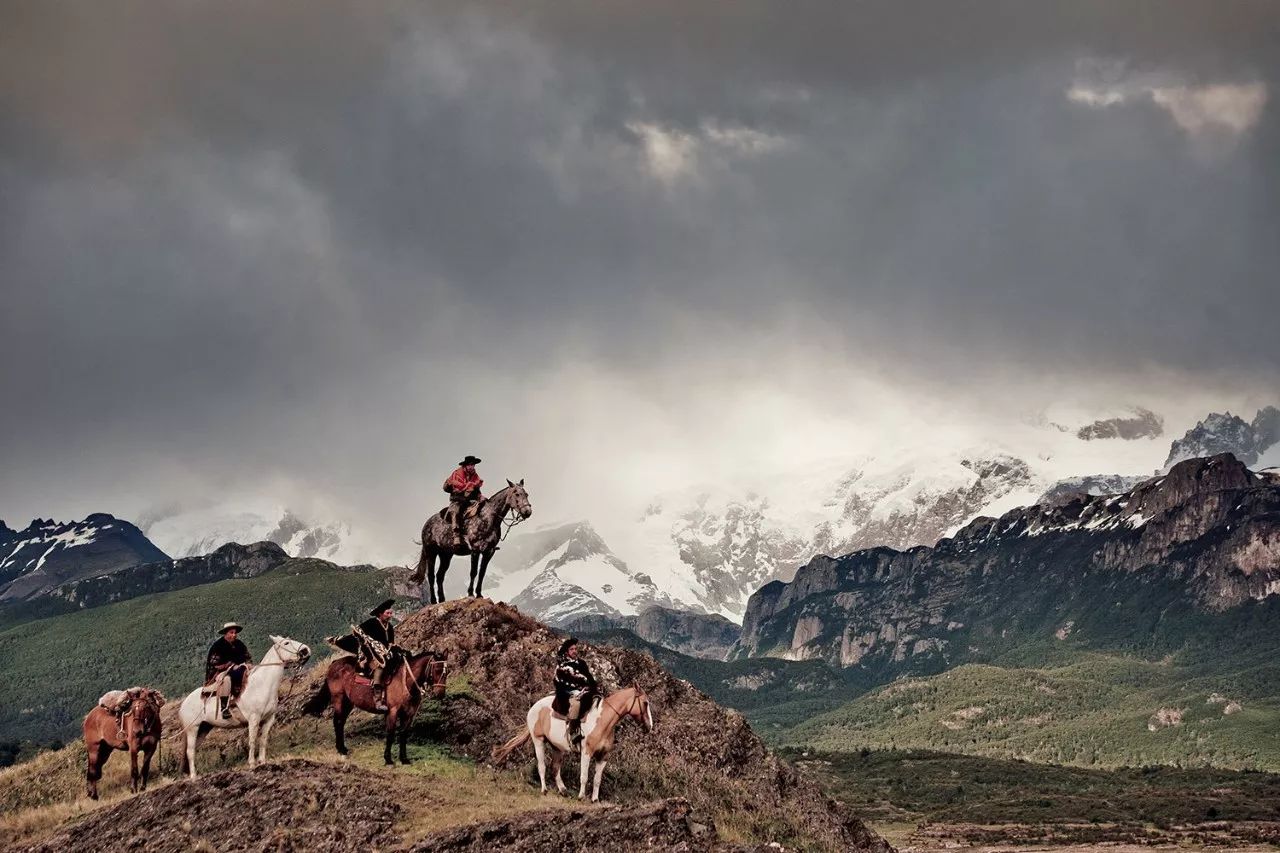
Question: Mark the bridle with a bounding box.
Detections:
[251,638,310,705]
[497,489,531,542]
[602,690,645,721]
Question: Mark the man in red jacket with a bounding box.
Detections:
[444,455,484,548]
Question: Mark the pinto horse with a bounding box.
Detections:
[493,685,654,802]
[303,650,446,765]
[411,480,533,603]
[83,688,165,800]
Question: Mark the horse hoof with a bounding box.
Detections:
[336,748,349,756]
[400,758,411,765]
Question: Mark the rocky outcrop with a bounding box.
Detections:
[0,514,170,601]
[736,455,1280,674]
[1077,407,1164,441]
[1038,473,1150,503]
[394,598,890,852]
[410,798,732,852]
[45,540,290,610]
[1164,407,1280,471]
[28,760,403,852]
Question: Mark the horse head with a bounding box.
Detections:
[269,635,312,667]
[132,689,165,732]
[630,683,655,733]
[504,479,533,519]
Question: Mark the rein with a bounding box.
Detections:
[488,487,529,543]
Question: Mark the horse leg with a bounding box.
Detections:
[185,727,200,779]
[578,748,592,800]
[533,736,549,794]
[552,749,568,795]
[592,757,608,802]
[476,549,495,598]
[426,549,438,605]
[333,700,350,756]
[86,740,107,800]
[140,743,154,792]
[246,717,260,768]
[257,715,276,764]
[383,710,398,766]
[129,743,140,793]
[398,715,411,765]
[468,551,480,597]
[436,554,452,603]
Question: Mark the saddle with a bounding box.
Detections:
[439,498,485,521]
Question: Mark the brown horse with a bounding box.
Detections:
[83,688,165,800]
[411,480,532,603]
[302,650,446,765]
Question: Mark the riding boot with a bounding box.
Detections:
[220,696,231,720]
[569,719,583,748]
[374,686,389,713]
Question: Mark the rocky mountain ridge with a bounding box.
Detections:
[736,454,1280,679]
[562,605,742,660]
[0,514,170,601]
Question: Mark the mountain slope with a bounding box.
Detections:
[0,514,170,601]
[0,557,395,742]
[1164,406,1280,471]
[736,455,1280,679]
[492,521,678,624]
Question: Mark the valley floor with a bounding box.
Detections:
[791,749,1280,852]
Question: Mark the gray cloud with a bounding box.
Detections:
[2,1,1278,543]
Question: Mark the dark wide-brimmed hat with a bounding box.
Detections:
[459,455,482,466]
[371,599,396,617]
[218,622,243,635]
[558,637,580,657]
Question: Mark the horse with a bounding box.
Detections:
[411,479,532,603]
[177,635,310,778]
[493,685,654,802]
[83,688,165,800]
[302,649,447,765]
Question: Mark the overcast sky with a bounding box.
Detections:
[2,1,1278,548]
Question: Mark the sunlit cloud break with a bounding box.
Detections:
[1067,59,1267,138]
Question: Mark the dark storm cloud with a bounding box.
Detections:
[1,1,1277,527]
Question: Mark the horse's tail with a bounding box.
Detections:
[302,681,332,717]
[491,726,531,764]
[410,535,431,584]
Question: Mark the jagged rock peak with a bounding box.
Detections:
[1164,406,1279,470]
[1076,407,1164,441]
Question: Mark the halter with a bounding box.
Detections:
[251,638,308,705]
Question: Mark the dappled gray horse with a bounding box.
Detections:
[412,480,532,603]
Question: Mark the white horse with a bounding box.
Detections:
[493,685,653,802]
[178,635,310,778]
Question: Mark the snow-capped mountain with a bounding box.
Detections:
[140,503,360,564]
[489,521,680,625]
[1163,407,1280,471]
[0,514,170,601]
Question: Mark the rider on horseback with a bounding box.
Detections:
[443,455,484,549]
[205,622,252,720]
[331,600,400,712]
[553,637,596,748]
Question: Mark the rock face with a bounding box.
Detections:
[737,455,1280,676]
[1038,473,1151,503]
[1164,407,1280,471]
[1076,407,1164,441]
[563,606,742,660]
[45,540,289,611]
[28,760,403,853]
[395,598,889,852]
[0,514,170,601]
